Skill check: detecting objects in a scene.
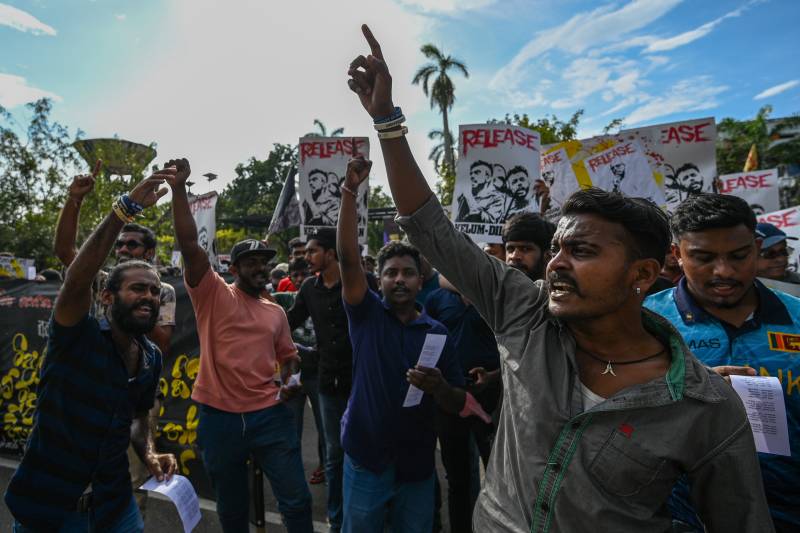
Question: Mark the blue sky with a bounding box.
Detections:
[1,0,798,195]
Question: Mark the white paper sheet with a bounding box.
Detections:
[403,334,447,407]
[277,371,302,400]
[140,475,201,533]
[730,375,791,456]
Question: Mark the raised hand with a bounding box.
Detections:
[344,156,372,191]
[347,24,395,119]
[68,159,102,202]
[159,158,192,189]
[129,175,168,209]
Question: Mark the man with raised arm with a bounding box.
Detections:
[165,158,312,533]
[345,24,773,533]
[336,157,466,533]
[5,174,176,532]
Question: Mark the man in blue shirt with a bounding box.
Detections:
[336,157,466,533]
[5,173,177,532]
[646,193,799,532]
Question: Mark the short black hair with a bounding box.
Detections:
[470,160,492,173]
[40,268,63,281]
[288,257,309,273]
[288,237,305,249]
[671,193,756,239]
[105,260,158,293]
[675,163,700,177]
[502,212,556,252]
[308,227,336,252]
[507,165,528,176]
[377,241,421,274]
[121,223,157,250]
[561,188,671,267]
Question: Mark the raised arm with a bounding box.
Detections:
[337,157,371,305]
[162,158,210,288]
[54,160,101,267]
[55,175,168,327]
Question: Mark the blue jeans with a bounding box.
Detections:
[13,494,143,532]
[342,455,434,533]
[197,403,313,533]
[286,374,326,467]
[318,392,348,532]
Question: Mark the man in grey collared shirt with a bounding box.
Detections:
[345,24,773,533]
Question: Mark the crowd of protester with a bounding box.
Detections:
[3,23,799,533]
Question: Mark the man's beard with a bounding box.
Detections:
[110,298,158,335]
[509,259,545,281]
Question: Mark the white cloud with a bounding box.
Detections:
[115,14,127,21]
[81,0,434,194]
[623,76,727,125]
[754,80,799,100]
[643,1,754,53]
[0,3,56,35]
[491,0,683,91]
[396,0,495,13]
[0,73,61,108]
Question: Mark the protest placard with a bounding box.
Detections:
[452,124,541,243]
[188,191,219,271]
[582,140,665,205]
[719,169,780,214]
[298,137,369,244]
[758,206,800,273]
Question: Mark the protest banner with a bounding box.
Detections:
[452,124,541,243]
[620,117,717,209]
[540,147,580,220]
[0,257,36,280]
[718,169,780,214]
[0,277,215,498]
[298,136,369,244]
[582,140,665,205]
[758,206,800,273]
[188,191,219,271]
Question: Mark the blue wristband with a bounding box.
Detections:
[120,194,143,215]
[373,106,403,124]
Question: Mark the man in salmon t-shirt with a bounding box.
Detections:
[165,157,313,533]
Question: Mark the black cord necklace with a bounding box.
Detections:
[577,347,666,377]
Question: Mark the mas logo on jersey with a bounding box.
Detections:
[768,331,800,352]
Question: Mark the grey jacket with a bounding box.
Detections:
[397,196,773,533]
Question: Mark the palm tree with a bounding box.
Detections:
[305,119,344,138]
[427,128,456,169]
[412,44,468,172]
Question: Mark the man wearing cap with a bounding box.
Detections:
[166,158,313,533]
[645,193,799,532]
[756,222,800,284]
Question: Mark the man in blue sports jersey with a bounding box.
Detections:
[646,193,799,532]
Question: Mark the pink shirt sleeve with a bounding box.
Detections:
[185,266,222,309]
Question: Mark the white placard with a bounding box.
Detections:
[758,206,800,274]
[583,140,665,205]
[298,137,369,244]
[719,169,780,214]
[188,191,219,271]
[403,334,447,407]
[452,124,541,243]
[730,375,791,456]
[140,475,201,533]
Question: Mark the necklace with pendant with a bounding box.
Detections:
[578,346,666,377]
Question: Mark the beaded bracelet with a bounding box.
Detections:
[120,194,144,216]
[111,199,135,223]
[373,106,403,124]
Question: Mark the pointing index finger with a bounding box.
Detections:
[361,24,383,60]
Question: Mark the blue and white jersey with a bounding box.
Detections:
[646,278,800,530]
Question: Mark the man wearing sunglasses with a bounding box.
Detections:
[756,222,800,284]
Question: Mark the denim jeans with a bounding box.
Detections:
[286,374,326,467]
[197,402,313,533]
[342,455,434,533]
[318,392,348,532]
[13,494,143,532]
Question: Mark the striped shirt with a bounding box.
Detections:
[4,314,161,530]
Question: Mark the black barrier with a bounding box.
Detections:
[0,277,214,498]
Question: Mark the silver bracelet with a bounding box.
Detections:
[377,126,408,140]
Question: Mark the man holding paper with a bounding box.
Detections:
[646,193,799,532]
[336,157,468,533]
[346,24,772,533]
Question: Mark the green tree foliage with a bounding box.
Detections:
[413,44,468,173]
[717,105,800,176]
[366,184,393,254]
[305,119,344,138]
[217,143,298,259]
